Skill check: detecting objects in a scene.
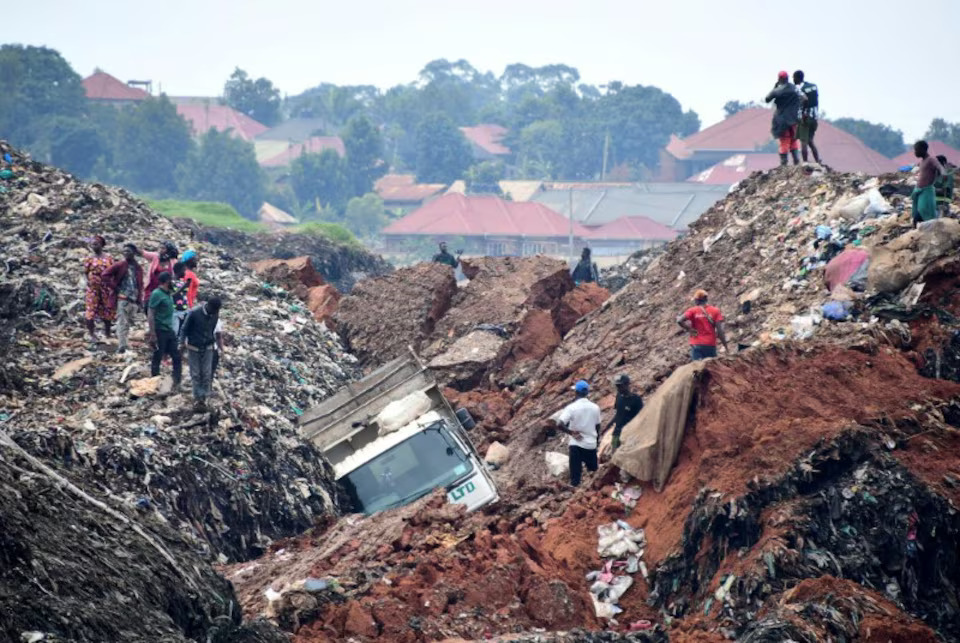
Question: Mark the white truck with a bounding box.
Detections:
[299,352,499,514]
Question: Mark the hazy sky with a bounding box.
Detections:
[5,0,959,140]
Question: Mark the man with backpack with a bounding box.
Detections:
[793,70,821,164]
[677,289,728,360]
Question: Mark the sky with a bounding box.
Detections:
[4,0,959,141]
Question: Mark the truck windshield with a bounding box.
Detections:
[340,424,474,514]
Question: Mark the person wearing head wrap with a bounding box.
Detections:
[764,71,802,166]
[102,243,144,353]
[83,234,116,342]
[677,289,728,361]
[180,250,200,308]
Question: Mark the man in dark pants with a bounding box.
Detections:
[571,247,599,284]
[677,289,729,360]
[147,272,181,389]
[554,379,601,487]
[793,70,821,164]
[604,375,644,451]
[180,297,222,411]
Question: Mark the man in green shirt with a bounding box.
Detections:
[148,272,182,387]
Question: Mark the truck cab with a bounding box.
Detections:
[299,353,498,514]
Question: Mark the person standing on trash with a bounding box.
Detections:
[83,234,116,343]
[571,247,600,284]
[180,296,222,411]
[181,249,200,307]
[171,262,193,337]
[141,242,178,312]
[102,243,144,354]
[793,70,821,164]
[912,141,944,226]
[147,272,182,389]
[677,289,729,360]
[554,379,602,487]
[935,154,954,217]
[432,242,461,268]
[764,71,802,166]
[603,375,644,452]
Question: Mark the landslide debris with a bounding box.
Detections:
[173,218,392,293]
[0,141,355,562]
[251,256,342,326]
[0,436,289,643]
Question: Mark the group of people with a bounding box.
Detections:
[550,287,726,487]
[83,238,224,411]
[765,69,821,166]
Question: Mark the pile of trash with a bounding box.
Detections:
[600,245,667,294]
[0,431,288,642]
[172,218,392,293]
[0,141,357,562]
[588,521,647,622]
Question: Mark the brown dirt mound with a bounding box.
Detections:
[556,282,611,336]
[251,256,326,296]
[335,263,458,366]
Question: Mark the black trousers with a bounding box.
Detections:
[569,445,598,487]
[150,329,182,385]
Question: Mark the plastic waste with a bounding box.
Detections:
[376,390,432,435]
[822,300,853,321]
[544,451,569,477]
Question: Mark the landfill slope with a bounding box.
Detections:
[0,141,356,562]
[0,438,290,643]
[173,218,393,293]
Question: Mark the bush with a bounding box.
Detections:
[146,199,265,233]
[292,222,360,247]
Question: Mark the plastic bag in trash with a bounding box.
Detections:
[544,451,569,477]
[822,300,853,321]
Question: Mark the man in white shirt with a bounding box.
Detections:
[555,379,602,487]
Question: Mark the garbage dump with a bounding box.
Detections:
[172,218,392,293]
[250,256,342,326]
[0,141,357,563]
[0,439,290,643]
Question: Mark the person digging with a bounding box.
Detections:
[554,379,602,487]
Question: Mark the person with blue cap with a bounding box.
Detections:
[554,379,602,487]
[180,249,200,309]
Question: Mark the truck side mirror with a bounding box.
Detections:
[455,408,476,430]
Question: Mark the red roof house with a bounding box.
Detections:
[661,107,900,181]
[175,104,268,142]
[82,71,149,105]
[375,174,447,209]
[687,154,781,185]
[460,124,511,158]
[259,136,346,168]
[586,216,680,242]
[890,141,960,168]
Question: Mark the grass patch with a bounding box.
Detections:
[147,199,265,233]
[292,222,361,248]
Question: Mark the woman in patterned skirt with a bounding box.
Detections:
[84,235,116,341]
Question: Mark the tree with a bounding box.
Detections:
[465,161,505,195]
[113,95,193,193]
[223,68,282,126]
[342,115,386,197]
[342,193,389,239]
[291,148,350,211]
[45,116,109,178]
[0,45,86,148]
[924,118,960,149]
[723,100,761,117]
[175,128,266,218]
[830,118,905,158]
[415,112,473,184]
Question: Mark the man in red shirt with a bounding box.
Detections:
[677,289,728,361]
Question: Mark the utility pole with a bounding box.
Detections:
[568,188,574,263]
[601,131,610,181]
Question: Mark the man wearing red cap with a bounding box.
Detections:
[677,289,728,360]
[765,71,802,166]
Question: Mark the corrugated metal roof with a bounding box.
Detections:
[459,124,511,155]
[586,216,680,241]
[532,183,729,229]
[176,104,268,142]
[383,193,589,237]
[258,202,298,225]
[445,180,544,202]
[82,71,149,102]
[667,107,901,175]
[259,136,346,168]
[891,141,960,167]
